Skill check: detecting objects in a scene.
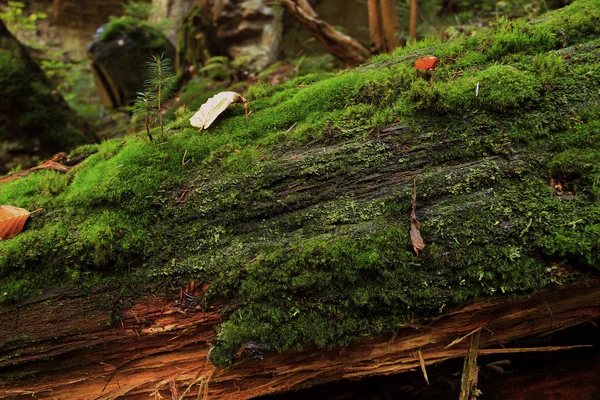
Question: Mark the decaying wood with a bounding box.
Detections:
[278,0,370,65]
[1,280,598,399]
[459,330,481,400]
[0,152,91,184]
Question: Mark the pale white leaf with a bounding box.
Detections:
[189,91,247,130]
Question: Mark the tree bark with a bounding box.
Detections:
[279,0,370,65]
[1,280,598,399]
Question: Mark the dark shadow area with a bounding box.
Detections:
[260,319,600,400]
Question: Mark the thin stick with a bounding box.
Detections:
[445,326,483,349]
[476,344,592,355]
[417,349,429,385]
[182,149,188,165]
[286,122,297,133]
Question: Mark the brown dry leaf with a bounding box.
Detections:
[410,179,425,256]
[0,205,31,240]
[414,55,440,71]
[189,91,247,130]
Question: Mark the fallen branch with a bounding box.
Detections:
[0,151,92,184]
[278,0,370,65]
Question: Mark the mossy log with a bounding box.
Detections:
[1,1,600,398]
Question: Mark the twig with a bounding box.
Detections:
[197,368,216,400]
[476,344,591,355]
[445,326,483,349]
[417,349,429,385]
[182,149,188,165]
[286,122,297,133]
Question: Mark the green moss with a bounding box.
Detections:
[99,15,166,46]
[1,0,600,368]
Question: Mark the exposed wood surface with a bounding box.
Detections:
[1,280,598,399]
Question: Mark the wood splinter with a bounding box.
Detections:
[459,330,482,400]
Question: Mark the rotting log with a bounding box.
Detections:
[1,280,598,399]
[1,2,600,398]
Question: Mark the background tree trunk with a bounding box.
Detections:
[368,0,385,54]
[380,0,403,50]
[409,0,418,41]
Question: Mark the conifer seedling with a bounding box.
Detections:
[134,54,177,141]
[133,90,156,142]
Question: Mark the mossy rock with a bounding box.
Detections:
[88,16,175,108]
[0,20,92,174]
[1,0,600,367]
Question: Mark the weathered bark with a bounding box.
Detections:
[1,280,598,399]
[279,0,370,65]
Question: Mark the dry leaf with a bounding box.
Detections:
[0,205,31,240]
[189,91,247,130]
[410,179,425,256]
[414,56,440,71]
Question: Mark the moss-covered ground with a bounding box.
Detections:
[1,0,599,366]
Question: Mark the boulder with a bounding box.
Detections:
[87,17,176,108]
[0,19,90,174]
[178,0,283,73]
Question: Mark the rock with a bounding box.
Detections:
[0,19,91,174]
[215,0,283,71]
[52,0,126,61]
[150,0,195,45]
[179,0,283,73]
[87,17,176,108]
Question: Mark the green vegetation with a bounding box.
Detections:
[0,24,89,173]
[0,1,46,42]
[0,0,599,368]
[134,55,177,141]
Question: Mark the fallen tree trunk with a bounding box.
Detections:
[1,1,600,398]
[1,280,598,399]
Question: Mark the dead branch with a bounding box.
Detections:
[278,0,370,65]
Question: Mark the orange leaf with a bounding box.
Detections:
[0,205,31,240]
[414,56,440,71]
